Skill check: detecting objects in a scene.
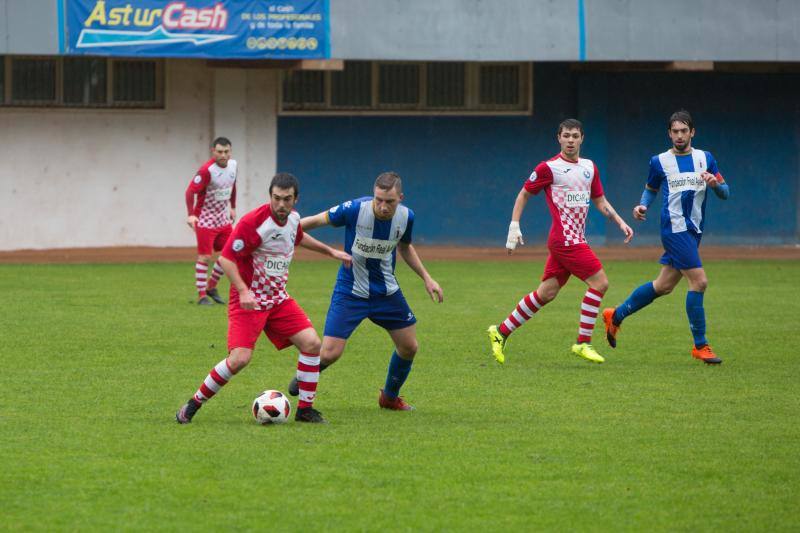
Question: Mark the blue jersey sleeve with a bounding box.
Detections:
[327,199,360,227]
[646,156,665,190]
[704,151,720,175]
[401,209,414,243]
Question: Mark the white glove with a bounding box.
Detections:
[506,221,524,250]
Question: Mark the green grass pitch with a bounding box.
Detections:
[2,258,799,530]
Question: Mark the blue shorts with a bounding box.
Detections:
[323,290,417,339]
[660,230,703,270]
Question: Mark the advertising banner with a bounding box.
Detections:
[64,0,330,59]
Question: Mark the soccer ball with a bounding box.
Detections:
[252,390,291,424]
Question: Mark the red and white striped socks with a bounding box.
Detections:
[577,288,604,344]
[296,352,320,409]
[499,291,547,337]
[195,261,208,298]
[190,353,318,409]
[193,358,234,404]
[207,260,225,290]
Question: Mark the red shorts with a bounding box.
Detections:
[227,297,314,352]
[542,243,603,287]
[195,225,232,255]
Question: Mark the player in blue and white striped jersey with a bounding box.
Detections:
[603,110,730,365]
[288,171,444,410]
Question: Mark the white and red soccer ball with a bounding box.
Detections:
[252,390,291,424]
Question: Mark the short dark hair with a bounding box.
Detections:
[374,171,402,194]
[668,110,694,131]
[557,118,584,136]
[212,136,232,148]
[269,172,299,197]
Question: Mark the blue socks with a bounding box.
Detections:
[383,351,413,399]
[686,291,708,347]
[613,282,659,325]
[613,282,708,347]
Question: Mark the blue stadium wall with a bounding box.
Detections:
[278,64,800,246]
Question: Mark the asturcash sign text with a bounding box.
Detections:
[74,0,235,51]
[84,1,229,30]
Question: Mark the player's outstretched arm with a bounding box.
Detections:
[398,242,443,303]
[592,195,634,243]
[219,256,258,309]
[300,211,330,231]
[506,189,531,254]
[298,233,352,268]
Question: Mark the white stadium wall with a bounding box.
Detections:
[216,67,280,223]
[0,60,278,250]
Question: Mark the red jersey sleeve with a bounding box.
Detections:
[591,163,605,198]
[294,220,304,245]
[188,167,211,193]
[185,167,211,216]
[184,188,195,216]
[221,217,262,262]
[523,162,553,195]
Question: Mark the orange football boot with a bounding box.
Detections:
[379,390,414,411]
[691,345,722,365]
[602,308,620,348]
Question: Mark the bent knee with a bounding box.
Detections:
[537,288,558,303]
[692,279,708,293]
[300,336,322,355]
[227,353,251,373]
[653,279,676,295]
[397,341,418,359]
[320,344,345,364]
[655,284,673,296]
[321,351,342,364]
[310,337,322,354]
[591,280,609,294]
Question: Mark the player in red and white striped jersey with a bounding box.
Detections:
[185,137,237,305]
[487,119,634,364]
[176,173,352,424]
